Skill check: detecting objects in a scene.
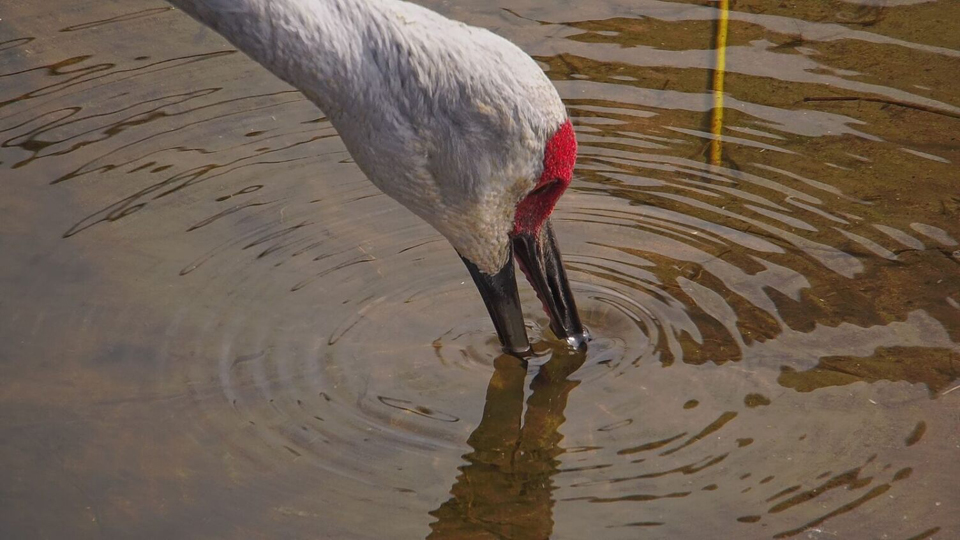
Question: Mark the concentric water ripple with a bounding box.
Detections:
[1,1,958,539]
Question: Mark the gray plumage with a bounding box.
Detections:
[168,0,568,273]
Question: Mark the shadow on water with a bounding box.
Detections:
[429,350,585,539]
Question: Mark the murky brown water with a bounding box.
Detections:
[2,1,959,538]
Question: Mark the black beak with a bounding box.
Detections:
[512,219,587,349]
[461,219,587,357]
[461,249,532,357]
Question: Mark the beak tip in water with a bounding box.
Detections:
[503,343,535,358]
[461,219,586,359]
[564,329,591,351]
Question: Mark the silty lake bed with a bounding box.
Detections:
[1,0,958,538]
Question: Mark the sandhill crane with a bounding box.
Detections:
[168,0,587,355]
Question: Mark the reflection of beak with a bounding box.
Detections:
[461,219,587,357]
[428,350,586,538]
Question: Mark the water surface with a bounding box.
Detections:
[1,1,958,538]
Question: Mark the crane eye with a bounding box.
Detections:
[513,178,568,236]
[527,179,557,198]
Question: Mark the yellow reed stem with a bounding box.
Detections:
[709,0,730,166]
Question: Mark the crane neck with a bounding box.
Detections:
[168,0,396,119]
